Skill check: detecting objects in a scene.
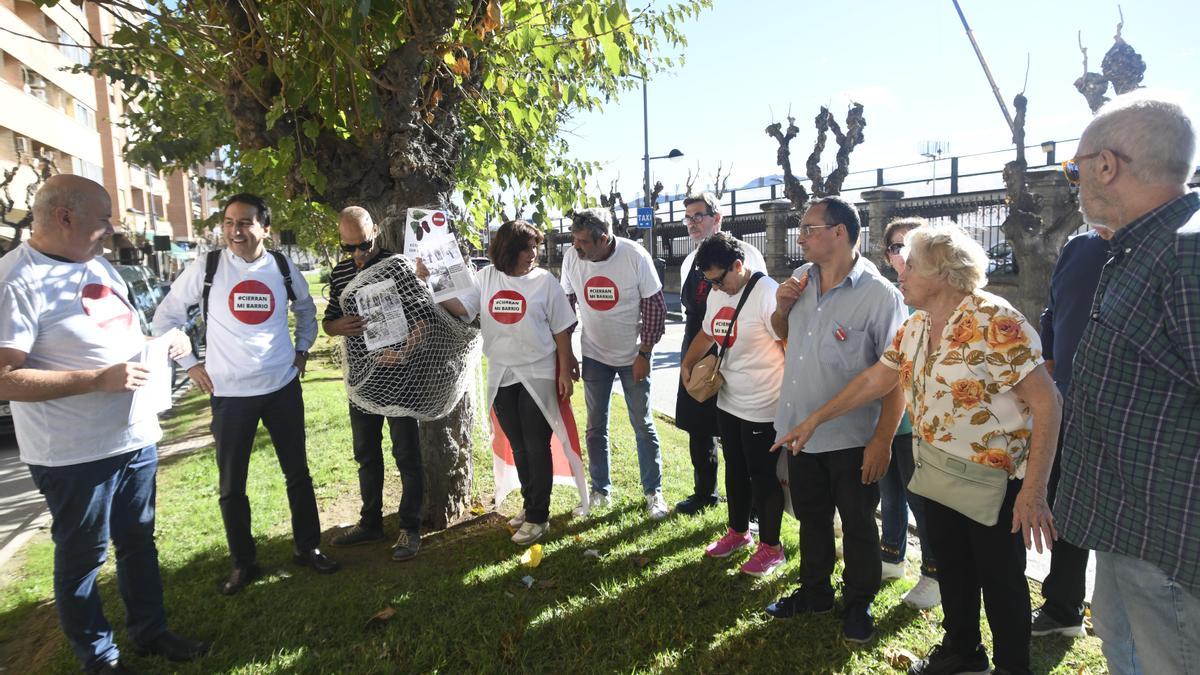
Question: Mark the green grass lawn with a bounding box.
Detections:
[0,323,1105,673]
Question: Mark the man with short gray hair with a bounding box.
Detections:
[675,192,766,515]
[561,207,669,519]
[1054,93,1200,675]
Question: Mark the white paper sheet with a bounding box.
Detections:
[354,279,411,351]
[403,207,474,302]
[129,332,175,422]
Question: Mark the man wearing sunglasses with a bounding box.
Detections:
[323,206,428,561]
[1053,94,1200,675]
[674,192,766,516]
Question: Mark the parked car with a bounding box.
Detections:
[470,256,491,270]
[986,241,1017,275]
[114,264,204,353]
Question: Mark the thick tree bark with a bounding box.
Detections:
[419,390,476,529]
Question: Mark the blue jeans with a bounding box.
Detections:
[28,446,168,670]
[1092,550,1200,675]
[581,356,662,495]
[878,433,937,577]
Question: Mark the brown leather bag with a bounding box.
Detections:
[684,272,763,403]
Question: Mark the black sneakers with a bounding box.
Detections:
[330,524,384,547]
[1031,604,1086,637]
[675,494,719,515]
[392,529,421,562]
[764,586,835,619]
[842,602,875,644]
[907,644,990,675]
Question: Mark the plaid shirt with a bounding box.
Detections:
[1055,191,1200,595]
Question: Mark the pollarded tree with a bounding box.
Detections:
[47,0,707,528]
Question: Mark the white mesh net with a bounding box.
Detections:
[339,255,481,420]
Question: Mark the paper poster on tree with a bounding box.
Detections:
[404,207,473,302]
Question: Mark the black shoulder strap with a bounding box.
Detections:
[201,249,221,321]
[269,250,296,302]
[716,272,765,361]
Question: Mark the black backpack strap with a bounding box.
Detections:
[201,249,221,321]
[269,250,296,303]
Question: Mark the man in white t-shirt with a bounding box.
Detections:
[560,208,669,519]
[153,193,338,596]
[675,192,767,516]
[0,175,208,673]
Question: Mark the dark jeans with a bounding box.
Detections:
[493,383,553,523]
[28,446,168,670]
[790,447,881,607]
[717,410,784,546]
[348,406,422,532]
[211,376,321,568]
[879,433,937,577]
[688,433,720,499]
[1041,430,1089,623]
[925,479,1031,675]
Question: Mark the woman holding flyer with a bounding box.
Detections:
[448,220,588,545]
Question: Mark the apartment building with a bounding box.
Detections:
[1,0,200,258]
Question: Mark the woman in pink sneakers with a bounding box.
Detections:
[681,232,787,577]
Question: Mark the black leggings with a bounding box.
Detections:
[493,383,554,523]
[717,409,784,546]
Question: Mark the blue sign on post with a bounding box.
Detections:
[636,207,654,230]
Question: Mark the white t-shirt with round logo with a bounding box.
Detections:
[702,274,785,423]
[560,238,661,367]
[460,266,576,382]
[152,249,317,397]
[0,244,163,466]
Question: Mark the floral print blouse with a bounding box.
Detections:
[880,290,1043,479]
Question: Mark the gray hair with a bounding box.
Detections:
[905,223,989,293]
[570,207,613,240]
[1082,93,1196,186]
[683,191,721,216]
[32,176,91,229]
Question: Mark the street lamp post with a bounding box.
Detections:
[637,75,682,261]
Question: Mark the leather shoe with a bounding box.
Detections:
[220,564,261,596]
[293,548,340,574]
[87,660,135,675]
[134,630,210,662]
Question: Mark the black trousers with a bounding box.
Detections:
[688,433,720,499]
[1041,430,1089,623]
[925,479,1031,675]
[348,405,422,532]
[790,447,881,608]
[210,376,320,568]
[717,409,783,546]
[493,383,553,523]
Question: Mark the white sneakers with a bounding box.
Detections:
[645,492,669,520]
[512,521,548,545]
[903,575,941,609]
[507,509,526,529]
[881,560,906,582]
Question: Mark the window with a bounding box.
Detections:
[56,30,90,68]
[151,194,164,217]
[71,157,104,182]
[21,66,48,103]
[14,135,31,157]
[73,100,96,129]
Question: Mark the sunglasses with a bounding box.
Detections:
[702,267,731,287]
[1060,149,1133,185]
[340,239,375,253]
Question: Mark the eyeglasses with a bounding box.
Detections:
[798,223,837,237]
[682,211,714,224]
[702,268,730,287]
[885,243,905,256]
[1061,149,1133,185]
[340,239,375,253]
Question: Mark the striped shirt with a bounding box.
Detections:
[323,249,396,323]
[1055,191,1200,595]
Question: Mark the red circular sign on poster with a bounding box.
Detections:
[228,280,275,324]
[710,306,738,349]
[431,212,447,228]
[81,284,134,332]
[583,276,619,311]
[488,290,527,325]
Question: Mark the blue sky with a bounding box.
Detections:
[559,0,1199,205]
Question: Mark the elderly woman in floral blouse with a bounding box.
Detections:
[773,223,1061,675]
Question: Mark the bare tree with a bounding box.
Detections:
[1075,7,1145,112]
[598,178,632,238]
[766,103,867,209]
[684,161,701,196]
[712,161,732,199]
[2,149,58,252]
[765,116,810,209]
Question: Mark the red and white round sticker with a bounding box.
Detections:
[228,280,275,324]
[488,290,526,325]
[583,276,620,311]
[81,284,134,331]
[710,306,738,349]
[431,211,447,228]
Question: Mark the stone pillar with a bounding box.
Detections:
[859,188,905,264]
[760,199,794,281]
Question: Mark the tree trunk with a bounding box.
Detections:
[419,390,475,530]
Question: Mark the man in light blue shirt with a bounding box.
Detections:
[764,196,907,645]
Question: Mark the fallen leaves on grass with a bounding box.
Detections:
[520,544,543,568]
[884,647,918,669]
[365,606,396,628]
[632,556,651,569]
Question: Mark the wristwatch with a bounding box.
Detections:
[638,350,652,361]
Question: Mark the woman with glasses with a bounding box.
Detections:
[449,220,588,546]
[775,223,1061,675]
[877,218,941,610]
[681,232,787,577]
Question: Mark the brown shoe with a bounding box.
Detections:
[219,564,261,596]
